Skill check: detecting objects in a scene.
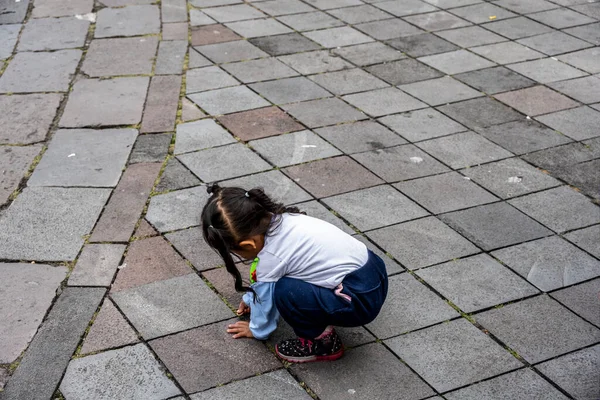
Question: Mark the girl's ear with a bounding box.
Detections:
[238,239,257,250]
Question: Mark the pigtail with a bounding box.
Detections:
[207,225,254,293]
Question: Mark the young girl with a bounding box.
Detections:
[201,184,388,363]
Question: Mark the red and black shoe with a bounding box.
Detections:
[275,327,344,363]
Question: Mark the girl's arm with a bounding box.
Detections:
[242,281,280,340]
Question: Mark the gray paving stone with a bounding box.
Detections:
[353,234,404,275]
[154,40,187,75]
[352,144,451,182]
[250,77,332,105]
[150,319,280,393]
[422,0,482,8]
[558,47,600,74]
[399,76,483,106]
[18,17,88,51]
[485,16,554,39]
[0,263,67,363]
[536,106,600,141]
[450,2,517,23]
[355,18,424,40]
[331,42,404,67]
[368,216,480,270]
[188,86,270,115]
[68,244,126,287]
[186,66,240,94]
[129,134,172,164]
[366,59,443,86]
[530,8,596,29]
[188,49,212,68]
[1,287,105,400]
[315,120,406,153]
[475,295,600,363]
[303,26,374,48]
[434,26,506,48]
[309,68,388,96]
[250,130,341,167]
[222,169,312,205]
[471,42,544,65]
[439,202,552,251]
[386,318,522,392]
[329,4,392,23]
[82,37,158,77]
[444,368,570,400]
[61,343,181,399]
[386,33,459,57]
[113,274,232,339]
[203,4,265,22]
[565,224,600,260]
[509,186,600,233]
[190,0,241,6]
[226,18,293,38]
[522,138,600,173]
[564,22,600,45]
[343,87,427,117]
[553,159,600,201]
[572,2,600,19]
[404,11,472,31]
[190,9,216,26]
[195,40,269,64]
[420,254,539,312]
[0,24,20,59]
[552,278,600,327]
[419,49,495,75]
[492,0,558,14]
[181,98,207,122]
[249,33,321,56]
[162,0,187,22]
[146,186,209,232]
[0,145,41,205]
[517,31,592,56]
[0,0,29,23]
[31,0,92,16]
[254,0,315,16]
[276,11,344,31]
[454,66,536,95]
[190,370,311,400]
[79,299,139,354]
[156,159,201,192]
[279,50,353,75]
[223,58,298,83]
[373,0,436,16]
[60,77,149,127]
[0,49,81,93]
[438,97,524,130]
[95,5,160,38]
[292,343,435,400]
[0,187,110,261]
[548,75,600,104]
[28,129,136,187]
[508,58,588,84]
[175,119,236,154]
[303,0,362,9]
[165,227,225,271]
[495,86,579,117]
[378,107,467,142]
[296,200,354,234]
[283,97,367,128]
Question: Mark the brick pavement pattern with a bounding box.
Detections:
[0,0,599,398]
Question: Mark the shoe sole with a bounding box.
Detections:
[275,345,344,363]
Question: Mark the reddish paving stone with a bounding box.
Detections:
[283,156,383,198]
[163,22,189,40]
[141,75,182,133]
[150,319,281,393]
[191,24,241,46]
[496,86,580,117]
[0,145,41,205]
[112,236,191,291]
[181,98,206,122]
[80,299,139,354]
[218,106,304,141]
[90,163,162,243]
[68,244,126,287]
[165,227,225,271]
[134,219,158,238]
[0,94,62,145]
[203,265,247,307]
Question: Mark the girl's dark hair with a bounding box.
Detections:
[201,183,302,293]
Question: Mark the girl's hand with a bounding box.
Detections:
[227,321,253,339]
[236,300,250,316]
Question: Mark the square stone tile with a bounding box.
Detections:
[343,87,427,117]
[565,225,600,259]
[368,216,480,270]
[181,98,207,122]
[536,106,600,141]
[18,17,89,51]
[146,186,209,232]
[254,0,315,16]
[323,185,429,231]
[201,264,246,308]
[366,59,443,86]
[367,273,459,338]
[386,319,522,392]
[162,0,188,23]
[563,22,600,46]
[475,295,600,363]
[572,2,600,19]
[549,75,600,104]
[454,66,536,95]
[552,278,600,326]
[203,4,265,23]
[218,106,303,141]
[81,37,158,77]
[226,18,293,38]
[354,144,451,182]
[28,129,136,187]
[331,42,404,67]
[418,49,495,75]
[386,33,459,57]
[191,0,241,5]
[303,0,362,9]
[190,9,217,26]
[276,11,344,31]
[484,16,554,39]
[309,69,389,96]
[0,24,20,60]
[282,97,367,128]
[508,186,600,233]
[439,202,552,251]
[303,26,374,48]
[150,320,280,393]
[188,49,212,68]
[69,244,126,287]
[188,86,270,115]
[95,5,160,38]
[450,2,516,24]
[328,4,393,23]
[0,50,81,93]
[463,158,560,199]
[315,121,407,153]
[29,0,91,16]
[0,0,29,23]
[404,11,472,31]
[517,31,592,56]
[495,86,579,116]
[222,169,312,205]
[174,119,236,154]
[154,40,187,75]
[508,58,588,84]
[492,0,558,14]
[355,18,424,40]
[379,108,467,142]
[438,97,523,130]
[165,227,225,271]
[373,0,436,16]
[191,24,241,46]
[279,50,353,74]
[292,343,435,400]
[422,0,482,8]
[178,143,271,181]
[250,130,341,167]
[396,171,498,213]
[129,134,172,164]
[112,274,233,339]
[420,254,539,312]
[249,33,320,56]
[399,76,483,106]
[471,42,544,65]
[554,156,600,198]
[0,187,110,261]
[529,8,595,29]
[353,234,404,275]
[60,77,149,127]
[0,145,41,205]
[250,77,331,104]
[186,66,240,94]
[434,26,506,48]
[194,40,269,64]
[522,138,600,173]
[283,156,384,198]
[558,47,600,74]
[223,58,298,83]
[296,200,354,234]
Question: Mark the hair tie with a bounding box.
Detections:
[245,192,249,198]
[209,225,214,229]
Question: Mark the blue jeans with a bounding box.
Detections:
[273,250,388,338]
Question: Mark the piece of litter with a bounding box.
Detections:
[301,145,317,148]
[507,176,522,183]
[75,13,96,22]
[526,116,531,120]
[68,153,76,157]
[463,176,471,180]
[410,156,423,163]
[489,15,496,20]
[118,263,127,269]
[348,389,356,394]
[551,57,558,61]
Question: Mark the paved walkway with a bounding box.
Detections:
[1,0,600,398]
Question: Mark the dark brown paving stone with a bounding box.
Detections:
[283,156,383,198]
[165,227,225,271]
[366,58,443,85]
[0,93,62,145]
[163,22,189,40]
[191,24,241,46]
[80,299,139,354]
[90,163,162,243]
[140,75,181,133]
[495,86,580,117]
[150,320,281,393]
[129,133,172,164]
[386,32,459,57]
[437,97,523,130]
[0,144,41,205]
[181,98,207,122]
[551,278,600,327]
[156,158,201,192]
[112,236,191,292]
[134,219,158,238]
[17,16,89,51]
[68,244,126,287]
[454,66,536,95]
[249,33,320,56]
[218,107,303,141]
